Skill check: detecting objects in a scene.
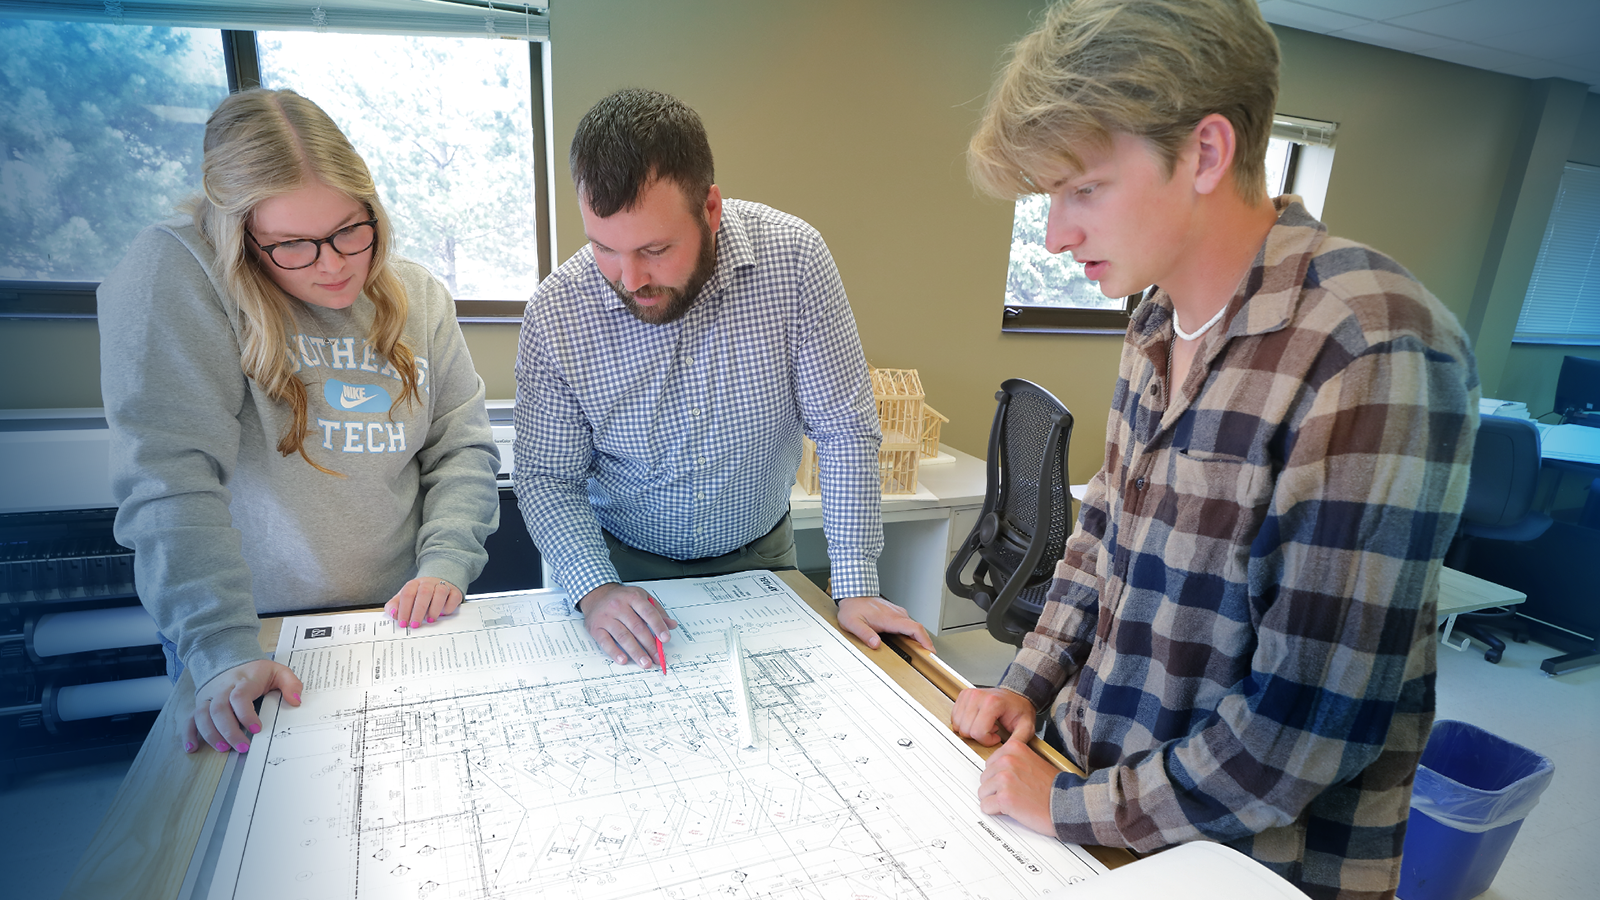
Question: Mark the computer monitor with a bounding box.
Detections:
[1553,355,1600,426]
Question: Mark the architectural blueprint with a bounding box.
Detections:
[207,571,1106,899]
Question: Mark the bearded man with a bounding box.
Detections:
[514,89,931,666]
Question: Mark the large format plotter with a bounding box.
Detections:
[0,407,543,780]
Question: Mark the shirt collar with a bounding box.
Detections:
[1129,195,1325,351]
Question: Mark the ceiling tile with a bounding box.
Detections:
[1484,14,1600,60]
[1390,0,1595,44]
[1331,21,1456,53]
[1290,0,1459,21]
[1257,0,1369,33]
[1418,41,1534,71]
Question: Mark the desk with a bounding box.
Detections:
[790,444,989,634]
[62,571,1130,898]
[1436,565,1527,652]
[1536,421,1600,468]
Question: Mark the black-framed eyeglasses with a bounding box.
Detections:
[247,219,379,270]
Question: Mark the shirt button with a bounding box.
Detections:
[695,490,705,500]
[690,407,701,417]
[697,456,707,466]
[1135,476,1147,490]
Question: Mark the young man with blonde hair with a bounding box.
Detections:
[951,2,1479,897]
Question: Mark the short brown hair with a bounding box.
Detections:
[570,88,715,217]
[969,0,1279,204]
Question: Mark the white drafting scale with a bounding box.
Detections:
[205,571,1106,899]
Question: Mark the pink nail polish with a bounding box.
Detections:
[215,741,229,752]
[293,693,302,703]
[411,621,421,629]
[235,742,249,753]
[427,616,436,623]
[248,723,261,734]
[185,741,196,753]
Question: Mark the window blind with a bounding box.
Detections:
[0,0,548,39]
[1271,114,1337,148]
[1515,162,1600,345]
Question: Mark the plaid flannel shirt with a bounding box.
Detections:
[513,200,883,605]
[1000,198,1479,899]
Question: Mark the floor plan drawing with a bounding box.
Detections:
[206,571,1106,899]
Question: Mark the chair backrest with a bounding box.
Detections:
[945,379,1073,646]
[1461,416,1542,529]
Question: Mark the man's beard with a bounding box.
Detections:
[609,215,717,325]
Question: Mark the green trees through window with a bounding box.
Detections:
[1004,194,1125,311]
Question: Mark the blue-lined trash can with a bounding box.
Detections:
[1398,720,1554,900]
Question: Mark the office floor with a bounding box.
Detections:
[2,631,1594,900]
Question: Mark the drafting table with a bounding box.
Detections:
[61,571,1131,899]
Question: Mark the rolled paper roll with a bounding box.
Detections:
[32,605,159,657]
[54,675,172,722]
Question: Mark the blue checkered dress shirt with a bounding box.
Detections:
[513,199,883,606]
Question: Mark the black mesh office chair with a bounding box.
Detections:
[945,379,1074,647]
[1445,416,1550,663]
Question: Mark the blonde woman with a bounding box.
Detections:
[98,89,500,756]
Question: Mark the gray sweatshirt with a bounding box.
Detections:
[98,220,501,692]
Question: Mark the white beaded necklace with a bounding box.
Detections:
[1172,302,1228,342]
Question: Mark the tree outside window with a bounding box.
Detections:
[0,20,229,282]
[258,32,538,302]
[1004,193,1125,311]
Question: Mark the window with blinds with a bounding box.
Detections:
[1516,162,1600,345]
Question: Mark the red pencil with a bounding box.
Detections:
[648,594,667,674]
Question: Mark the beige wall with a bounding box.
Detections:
[1274,29,1526,325]
[3,4,1596,483]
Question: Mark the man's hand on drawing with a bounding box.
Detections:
[977,729,1058,836]
[185,659,303,755]
[835,595,934,651]
[580,582,678,668]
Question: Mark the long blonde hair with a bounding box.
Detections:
[968,0,1279,204]
[187,88,419,474]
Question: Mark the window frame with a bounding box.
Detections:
[0,21,553,322]
[1001,293,1143,335]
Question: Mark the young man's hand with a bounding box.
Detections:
[579,583,678,668]
[836,595,934,651]
[950,686,1036,747]
[978,729,1058,835]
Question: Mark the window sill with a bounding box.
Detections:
[1,283,528,323]
[1000,303,1135,335]
[0,282,99,319]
